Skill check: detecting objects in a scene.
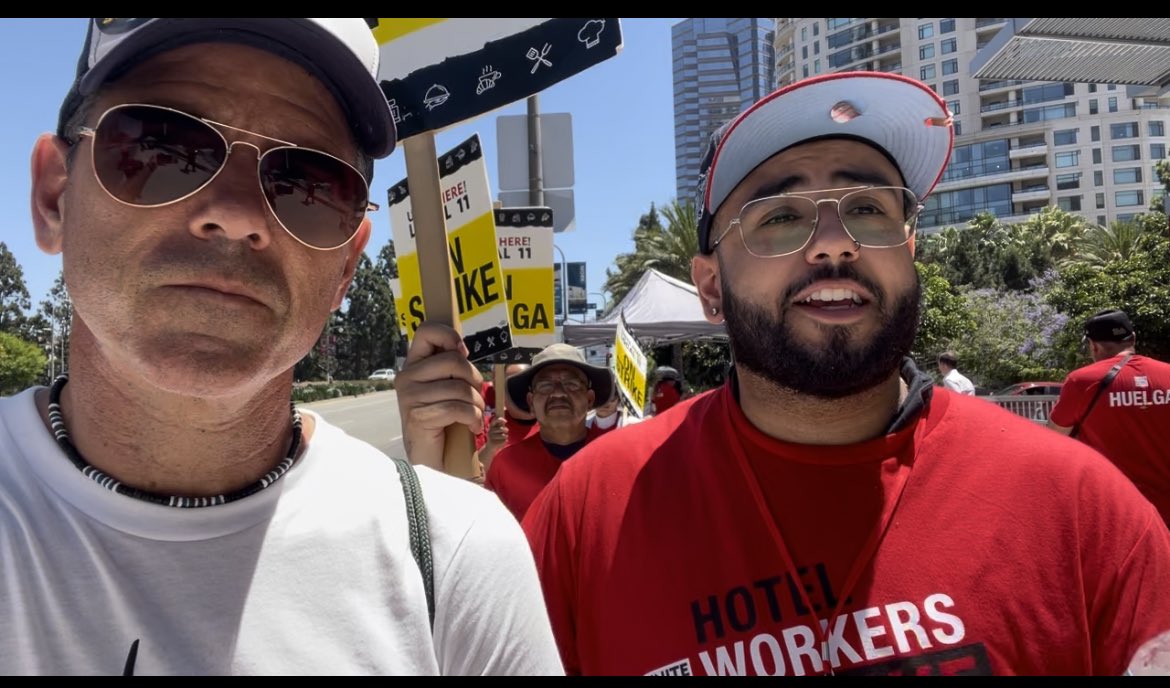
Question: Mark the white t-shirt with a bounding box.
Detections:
[943,368,976,395]
[0,388,563,676]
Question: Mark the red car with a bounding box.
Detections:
[993,382,1063,396]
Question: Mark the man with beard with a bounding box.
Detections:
[395,72,1170,675]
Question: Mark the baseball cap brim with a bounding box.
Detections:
[698,72,953,253]
[64,18,395,158]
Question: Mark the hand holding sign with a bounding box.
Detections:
[396,322,486,472]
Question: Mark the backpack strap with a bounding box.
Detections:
[1069,353,1133,439]
[392,458,435,631]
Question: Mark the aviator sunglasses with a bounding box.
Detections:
[74,103,377,250]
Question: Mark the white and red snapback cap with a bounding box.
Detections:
[696,71,954,253]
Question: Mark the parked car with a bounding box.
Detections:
[368,369,396,382]
[993,381,1063,396]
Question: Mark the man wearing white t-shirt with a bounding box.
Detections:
[938,351,976,395]
[1,17,560,675]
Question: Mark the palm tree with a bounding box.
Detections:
[603,200,699,310]
[1070,220,1148,269]
[644,200,699,279]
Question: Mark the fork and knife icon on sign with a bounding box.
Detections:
[527,43,552,74]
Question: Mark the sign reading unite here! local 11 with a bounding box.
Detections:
[492,207,555,364]
[388,134,512,361]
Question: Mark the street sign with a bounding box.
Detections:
[567,261,587,314]
[496,112,574,191]
[493,206,556,363]
[613,312,648,417]
[371,18,622,140]
[387,134,512,361]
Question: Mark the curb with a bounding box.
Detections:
[297,388,397,409]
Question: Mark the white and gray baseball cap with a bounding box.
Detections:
[695,71,954,253]
[57,18,396,158]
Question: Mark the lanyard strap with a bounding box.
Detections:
[1069,353,1133,439]
[726,401,922,675]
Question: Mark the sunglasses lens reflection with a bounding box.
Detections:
[89,105,369,249]
[92,105,226,206]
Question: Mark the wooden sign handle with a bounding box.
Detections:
[403,133,479,480]
[493,363,507,417]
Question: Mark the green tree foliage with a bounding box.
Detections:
[645,200,699,283]
[0,242,31,335]
[35,271,72,379]
[678,340,730,393]
[603,203,664,308]
[1151,159,1169,215]
[380,240,400,279]
[1046,228,1170,366]
[603,199,700,312]
[1070,220,1149,269]
[0,331,46,394]
[953,284,1070,391]
[605,199,725,390]
[338,252,400,379]
[916,208,1089,291]
[911,262,975,369]
[294,246,400,382]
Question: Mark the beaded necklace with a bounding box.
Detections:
[47,374,301,508]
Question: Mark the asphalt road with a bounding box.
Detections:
[299,390,406,459]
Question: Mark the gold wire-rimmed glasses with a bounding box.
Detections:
[710,185,923,258]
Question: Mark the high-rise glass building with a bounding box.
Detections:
[771,18,1169,232]
[672,18,775,203]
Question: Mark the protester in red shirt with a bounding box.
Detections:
[1049,309,1170,526]
[484,344,611,521]
[649,366,685,415]
[398,71,1170,675]
[476,363,539,476]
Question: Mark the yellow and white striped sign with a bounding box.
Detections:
[613,312,648,417]
[387,133,512,360]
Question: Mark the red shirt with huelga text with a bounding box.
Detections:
[1050,353,1170,526]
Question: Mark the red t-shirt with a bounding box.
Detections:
[486,425,605,521]
[503,414,539,446]
[524,384,1170,676]
[486,434,562,521]
[653,383,681,414]
[1050,354,1170,525]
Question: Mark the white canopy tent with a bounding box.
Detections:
[562,269,728,347]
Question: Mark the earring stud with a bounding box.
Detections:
[710,306,719,315]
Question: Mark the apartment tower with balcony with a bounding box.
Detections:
[771,18,1168,232]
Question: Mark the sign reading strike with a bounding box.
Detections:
[613,312,649,417]
[370,18,622,141]
[492,207,555,363]
[388,134,512,361]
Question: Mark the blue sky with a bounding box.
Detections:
[0,18,680,315]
